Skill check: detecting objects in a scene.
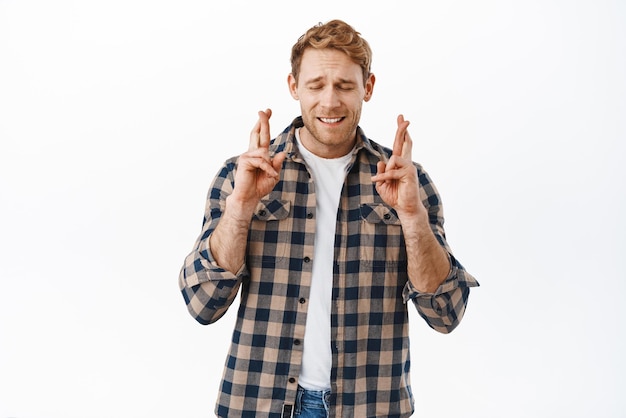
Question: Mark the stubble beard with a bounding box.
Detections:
[300,108,362,156]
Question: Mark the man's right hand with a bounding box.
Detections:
[228,109,286,219]
[210,109,286,274]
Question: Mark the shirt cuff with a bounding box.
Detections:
[402,252,459,303]
[203,234,248,280]
[403,252,480,303]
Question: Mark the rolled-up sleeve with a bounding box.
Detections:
[178,160,248,325]
[402,164,480,333]
[403,253,478,333]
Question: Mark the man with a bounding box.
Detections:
[179,19,478,418]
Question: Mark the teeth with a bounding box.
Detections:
[320,117,342,123]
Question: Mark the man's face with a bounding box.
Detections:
[288,48,375,159]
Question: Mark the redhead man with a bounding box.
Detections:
[179,19,478,418]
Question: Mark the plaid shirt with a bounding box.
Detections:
[179,117,479,418]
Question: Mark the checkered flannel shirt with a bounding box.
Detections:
[179,116,479,418]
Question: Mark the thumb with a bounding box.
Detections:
[272,152,287,172]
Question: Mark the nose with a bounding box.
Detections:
[320,86,340,109]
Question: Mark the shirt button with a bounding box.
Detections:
[307,212,313,219]
[299,298,306,304]
[384,213,391,220]
[303,257,311,263]
[289,377,296,384]
[258,209,267,217]
[294,339,301,346]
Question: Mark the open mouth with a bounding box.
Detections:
[318,117,344,124]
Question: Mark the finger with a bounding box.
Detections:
[240,153,280,178]
[258,109,272,149]
[371,160,386,178]
[401,127,413,160]
[271,151,287,174]
[377,160,386,174]
[392,114,410,156]
[248,108,272,151]
[249,117,261,151]
[372,165,408,182]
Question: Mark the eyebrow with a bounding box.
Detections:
[304,77,357,86]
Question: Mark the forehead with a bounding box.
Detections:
[298,48,362,82]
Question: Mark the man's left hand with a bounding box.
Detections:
[372,115,427,221]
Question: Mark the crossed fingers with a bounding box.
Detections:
[249,109,272,151]
[239,108,287,189]
[371,113,416,186]
[392,114,412,160]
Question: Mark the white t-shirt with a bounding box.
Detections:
[295,129,353,391]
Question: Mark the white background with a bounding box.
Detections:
[1,1,625,417]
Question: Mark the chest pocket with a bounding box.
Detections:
[249,199,292,263]
[359,203,406,264]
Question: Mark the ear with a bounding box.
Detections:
[363,73,376,102]
[288,73,299,100]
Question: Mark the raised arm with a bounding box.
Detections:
[372,115,479,333]
[178,109,286,324]
[210,109,286,274]
[371,115,449,293]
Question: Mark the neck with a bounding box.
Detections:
[298,126,356,159]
